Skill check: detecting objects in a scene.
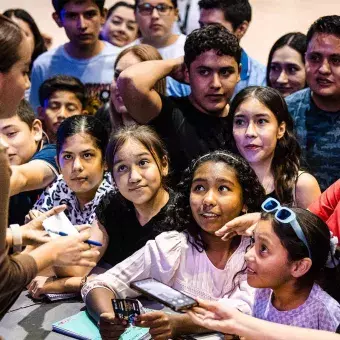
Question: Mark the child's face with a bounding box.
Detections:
[58,132,104,196]
[55,0,105,48]
[111,52,142,114]
[112,139,168,207]
[245,219,294,289]
[232,97,286,166]
[190,161,245,235]
[39,91,83,140]
[0,115,42,165]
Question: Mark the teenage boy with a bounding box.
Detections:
[286,15,340,191]
[135,0,190,96]
[198,0,266,95]
[29,0,119,113]
[118,24,241,181]
[37,75,87,143]
[0,100,58,225]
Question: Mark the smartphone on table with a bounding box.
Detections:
[130,278,198,312]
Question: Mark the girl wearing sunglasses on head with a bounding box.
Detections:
[245,198,340,331]
[189,198,340,336]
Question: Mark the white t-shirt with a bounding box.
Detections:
[82,231,255,314]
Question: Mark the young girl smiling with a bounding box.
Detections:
[82,151,265,339]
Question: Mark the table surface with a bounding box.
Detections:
[0,291,225,340]
[0,291,85,339]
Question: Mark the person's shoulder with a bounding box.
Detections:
[248,55,266,71]
[32,45,64,66]
[31,143,56,160]
[100,41,121,56]
[309,284,340,311]
[286,88,311,106]
[154,230,187,249]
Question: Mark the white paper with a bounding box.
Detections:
[42,211,79,238]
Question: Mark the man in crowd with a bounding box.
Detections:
[29,0,119,113]
[286,15,340,190]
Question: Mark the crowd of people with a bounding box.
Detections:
[0,0,340,339]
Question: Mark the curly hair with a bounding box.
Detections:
[166,151,265,251]
[184,24,241,68]
[266,32,307,88]
[228,86,301,205]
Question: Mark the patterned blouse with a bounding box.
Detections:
[33,172,114,225]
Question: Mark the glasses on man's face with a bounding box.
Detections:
[137,3,174,16]
[261,197,312,259]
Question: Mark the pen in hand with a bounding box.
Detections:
[47,229,103,247]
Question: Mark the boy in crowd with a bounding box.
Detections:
[0,100,58,225]
[37,75,87,143]
[286,15,340,190]
[29,0,119,114]
[118,24,240,182]
[198,0,266,95]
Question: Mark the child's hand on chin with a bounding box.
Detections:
[135,311,176,340]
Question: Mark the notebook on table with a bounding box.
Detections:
[52,310,151,340]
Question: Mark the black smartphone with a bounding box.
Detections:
[130,278,198,312]
[112,298,141,323]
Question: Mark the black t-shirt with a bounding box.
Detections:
[96,190,176,267]
[150,95,232,183]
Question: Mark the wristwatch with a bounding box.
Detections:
[9,224,22,253]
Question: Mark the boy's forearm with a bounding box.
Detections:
[118,58,179,94]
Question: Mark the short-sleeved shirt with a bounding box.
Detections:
[286,88,340,190]
[253,284,340,332]
[96,190,175,267]
[150,95,231,182]
[8,143,58,225]
[33,172,114,225]
[29,42,120,113]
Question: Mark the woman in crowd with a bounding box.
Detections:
[0,14,98,318]
[33,115,113,225]
[3,8,47,75]
[82,151,265,339]
[230,86,320,208]
[266,32,307,97]
[100,2,139,48]
[95,44,166,134]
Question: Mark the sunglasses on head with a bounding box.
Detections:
[261,197,312,259]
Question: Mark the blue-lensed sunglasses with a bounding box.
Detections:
[261,197,312,259]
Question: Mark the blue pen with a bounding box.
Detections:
[47,229,102,247]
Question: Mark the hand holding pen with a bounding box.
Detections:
[47,229,102,247]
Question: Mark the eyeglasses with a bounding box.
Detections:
[261,197,312,259]
[137,3,174,16]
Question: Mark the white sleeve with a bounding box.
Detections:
[81,231,186,302]
[218,279,256,315]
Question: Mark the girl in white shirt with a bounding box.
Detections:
[82,150,265,339]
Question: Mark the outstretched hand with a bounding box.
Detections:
[215,213,261,241]
[187,298,241,335]
[20,205,67,246]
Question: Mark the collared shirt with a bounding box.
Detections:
[33,172,115,225]
[233,49,267,97]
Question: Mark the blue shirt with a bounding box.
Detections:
[286,88,340,190]
[29,42,120,113]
